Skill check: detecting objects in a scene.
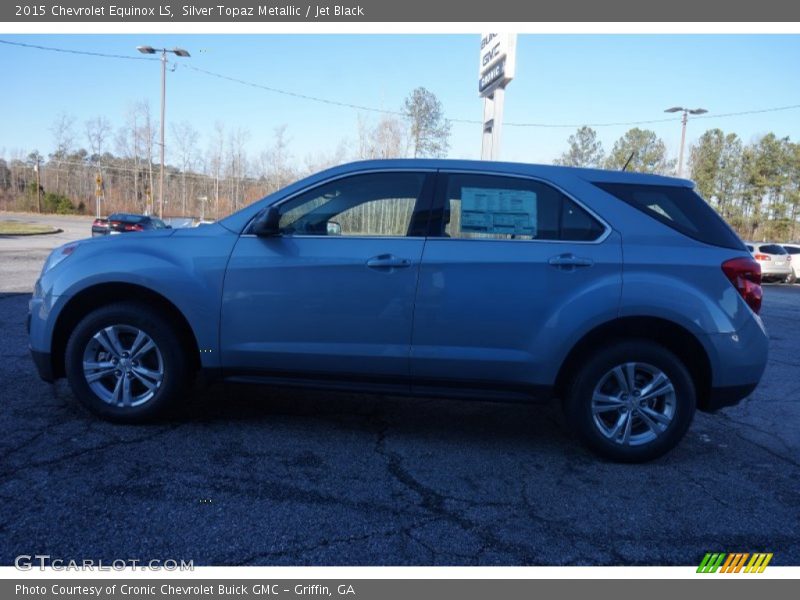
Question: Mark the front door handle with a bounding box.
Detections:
[548,253,594,269]
[366,254,412,270]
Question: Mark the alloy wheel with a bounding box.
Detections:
[81,324,164,407]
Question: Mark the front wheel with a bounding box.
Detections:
[564,341,696,462]
[65,302,190,422]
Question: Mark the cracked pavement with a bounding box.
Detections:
[0,215,798,565]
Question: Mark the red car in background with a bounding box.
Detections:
[91,213,170,237]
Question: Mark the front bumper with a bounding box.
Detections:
[704,383,759,412]
[28,286,58,383]
[30,349,55,383]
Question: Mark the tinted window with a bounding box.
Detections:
[593,182,743,250]
[109,213,146,224]
[439,174,604,242]
[784,246,800,255]
[758,244,787,255]
[746,245,754,252]
[277,173,427,237]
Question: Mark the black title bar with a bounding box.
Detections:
[3,1,800,22]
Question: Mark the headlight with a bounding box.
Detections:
[42,243,78,274]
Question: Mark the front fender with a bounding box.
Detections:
[41,226,237,369]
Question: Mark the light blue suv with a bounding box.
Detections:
[28,160,768,461]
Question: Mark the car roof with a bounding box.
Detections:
[316,159,695,187]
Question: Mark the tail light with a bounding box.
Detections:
[123,224,144,231]
[754,253,770,261]
[92,219,104,226]
[722,257,762,314]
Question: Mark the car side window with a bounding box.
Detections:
[439,174,604,242]
[277,172,427,237]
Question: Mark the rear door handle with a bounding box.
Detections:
[366,254,412,270]
[548,253,594,269]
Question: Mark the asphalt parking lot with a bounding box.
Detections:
[0,212,798,565]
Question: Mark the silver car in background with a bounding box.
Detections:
[782,244,800,281]
[745,243,794,283]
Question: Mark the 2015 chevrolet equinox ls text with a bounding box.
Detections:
[28,160,768,462]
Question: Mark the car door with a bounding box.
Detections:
[220,170,435,385]
[410,171,622,397]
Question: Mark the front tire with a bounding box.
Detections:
[564,340,696,462]
[65,302,190,422]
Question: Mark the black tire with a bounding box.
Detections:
[564,340,696,463]
[65,302,190,422]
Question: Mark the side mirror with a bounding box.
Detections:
[327,221,342,236]
[252,206,281,237]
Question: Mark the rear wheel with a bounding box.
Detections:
[65,302,190,422]
[564,340,696,462]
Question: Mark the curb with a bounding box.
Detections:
[0,227,63,237]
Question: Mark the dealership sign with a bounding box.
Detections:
[479,33,516,96]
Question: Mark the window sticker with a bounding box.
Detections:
[460,187,537,236]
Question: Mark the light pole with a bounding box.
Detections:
[137,45,191,219]
[664,106,708,177]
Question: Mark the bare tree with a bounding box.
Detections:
[258,125,296,194]
[226,127,249,212]
[208,122,225,218]
[356,114,408,159]
[170,121,199,215]
[49,112,75,195]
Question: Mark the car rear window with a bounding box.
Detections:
[109,214,146,224]
[784,246,800,255]
[758,244,787,255]
[593,182,744,250]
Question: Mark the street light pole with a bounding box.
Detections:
[159,49,167,220]
[664,106,708,178]
[136,45,191,219]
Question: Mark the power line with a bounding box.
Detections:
[0,38,157,61]
[2,37,799,129]
[183,64,408,117]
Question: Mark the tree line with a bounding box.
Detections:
[555,125,800,242]
[0,87,450,221]
[2,94,798,242]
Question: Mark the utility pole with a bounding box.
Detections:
[159,48,167,219]
[664,106,708,177]
[95,173,103,218]
[136,45,191,219]
[34,156,42,213]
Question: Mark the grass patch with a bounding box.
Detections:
[0,221,57,235]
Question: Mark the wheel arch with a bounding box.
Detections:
[51,283,201,380]
[554,316,714,411]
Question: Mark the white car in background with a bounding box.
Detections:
[745,242,794,283]
[783,244,800,282]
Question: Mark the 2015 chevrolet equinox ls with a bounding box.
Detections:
[28,160,768,462]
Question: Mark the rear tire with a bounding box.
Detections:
[564,340,696,462]
[65,302,190,422]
